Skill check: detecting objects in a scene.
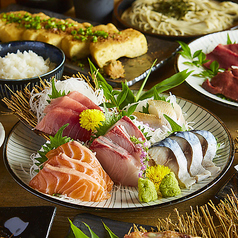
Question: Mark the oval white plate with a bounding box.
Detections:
[3,97,234,211]
[176,29,238,109]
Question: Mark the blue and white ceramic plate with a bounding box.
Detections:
[3,97,234,211]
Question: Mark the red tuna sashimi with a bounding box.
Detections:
[113,116,146,141]
[105,125,141,162]
[202,69,238,102]
[44,96,88,114]
[29,163,111,202]
[46,152,108,191]
[46,141,113,191]
[67,91,101,111]
[203,44,238,70]
[90,136,141,187]
[35,107,92,142]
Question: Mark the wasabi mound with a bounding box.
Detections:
[159,172,181,198]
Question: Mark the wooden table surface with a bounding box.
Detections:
[0,1,238,237]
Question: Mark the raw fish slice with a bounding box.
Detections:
[35,107,92,142]
[90,136,141,187]
[192,130,220,174]
[149,138,196,188]
[30,163,111,202]
[47,152,108,191]
[169,133,211,182]
[44,96,88,114]
[67,91,101,111]
[113,116,146,140]
[105,125,141,162]
[148,100,185,130]
[132,111,164,130]
[174,131,211,182]
[203,44,238,70]
[46,141,114,191]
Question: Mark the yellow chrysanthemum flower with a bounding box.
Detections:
[146,164,171,192]
[79,109,105,131]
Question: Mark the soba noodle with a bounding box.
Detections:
[121,0,238,36]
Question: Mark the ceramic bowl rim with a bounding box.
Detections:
[0,40,65,83]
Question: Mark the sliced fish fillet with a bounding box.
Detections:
[29,163,111,202]
[148,138,196,188]
[46,141,113,191]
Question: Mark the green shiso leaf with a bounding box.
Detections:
[47,78,69,102]
[35,124,72,166]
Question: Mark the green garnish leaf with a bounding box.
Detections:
[164,114,187,133]
[68,220,119,238]
[47,78,69,102]
[102,221,119,238]
[82,223,100,238]
[35,124,72,165]
[69,219,90,238]
[139,69,192,101]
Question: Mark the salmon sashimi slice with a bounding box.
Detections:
[46,141,113,191]
[29,163,111,202]
[43,96,88,114]
[35,107,92,142]
[67,91,102,111]
[47,152,108,191]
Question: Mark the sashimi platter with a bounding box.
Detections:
[3,64,234,210]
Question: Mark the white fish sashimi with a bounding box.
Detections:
[148,99,186,131]
[148,138,196,188]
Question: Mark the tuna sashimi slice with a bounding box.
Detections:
[105,125,141,162]
[44,96,88,114]
[203,44,238,70]
[29,163,111,202]
[67,91,101,111]
[46,141,113,191]
[47,152,108,191]
[113,116,146,141]
[35,107,92,142]
[202,69,238,102]
[90,136,141,187]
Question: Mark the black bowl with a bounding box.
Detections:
[0,40,65,102]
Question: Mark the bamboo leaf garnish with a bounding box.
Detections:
[88,58,191,137]
[68,219,119,238]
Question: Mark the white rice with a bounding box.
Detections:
[0,50,51,79]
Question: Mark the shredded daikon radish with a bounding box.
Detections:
[29,77,105,123]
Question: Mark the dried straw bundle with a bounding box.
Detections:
[2,79,51,140]
[1,74,95,141]
[156,190,238,238]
